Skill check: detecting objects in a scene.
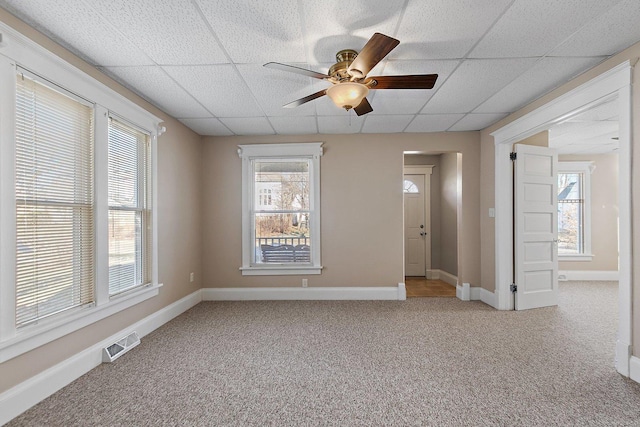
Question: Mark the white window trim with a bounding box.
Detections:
[0,23,163,362]
[238,143,323,276]
[558,161,594,261]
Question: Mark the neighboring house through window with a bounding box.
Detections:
[557,161,594,260]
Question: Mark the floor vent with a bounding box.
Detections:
[102,331,140,363]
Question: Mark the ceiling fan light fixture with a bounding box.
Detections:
[326,82,369,111]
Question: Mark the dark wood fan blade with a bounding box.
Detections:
[354,98,373,116]
[369,74,438,89]
[348,33,400,78]
[283,89,327,108]
[264,62,328,80]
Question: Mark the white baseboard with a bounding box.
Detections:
[0,289,202,426]
[202,284,405,301]
[439,270,458,287]
[456,283,481,302]
[427,269,457,287]
[397,282,407,301]
[480,288,497,308]
[630,356,640,384]
[558,270,619,281]
[617,340,632,377]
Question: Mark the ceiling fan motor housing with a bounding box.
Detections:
[329,49,359,81]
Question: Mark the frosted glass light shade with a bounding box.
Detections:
[326,82,369,110]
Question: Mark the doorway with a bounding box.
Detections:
[492,61,632,376]
[403,154,461,298]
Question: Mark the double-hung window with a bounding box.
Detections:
[15,71,95,327]
[557,162,593,260]
[0,25,161,363]
[108,117,151,295]
[238,143,323,275]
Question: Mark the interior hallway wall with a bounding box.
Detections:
[439,153,459,276]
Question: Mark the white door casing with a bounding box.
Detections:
[491,61,632,377]
[403,166,433,277]
[514,144,558,310]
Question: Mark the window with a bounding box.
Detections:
[15,72,95,328]
[557,162,593,260]
[0,26,162,363]
[238,143,322,275]
[108,118,151,296]
[403,179,419,193]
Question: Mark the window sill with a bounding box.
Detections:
[240,266,323,276]
[559,254,594,262]
[0,283,162,363]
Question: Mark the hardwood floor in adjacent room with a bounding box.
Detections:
[405,277,457,297]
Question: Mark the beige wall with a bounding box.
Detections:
[558,154,619,272]
[439,153,459,275]
[480,40,640,356]
[517,130,549,147]
[202,133,481,289]
[0,10,203,393]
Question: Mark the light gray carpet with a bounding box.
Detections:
[8,281,640,426]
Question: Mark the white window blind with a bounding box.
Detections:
[108,117,151,296]
[15,72,95,328]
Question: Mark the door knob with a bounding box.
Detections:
[420,232,426,236]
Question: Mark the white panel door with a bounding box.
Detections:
[404,174,426,276]
[514,144,558,310]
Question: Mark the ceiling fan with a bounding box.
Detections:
[264,33,438,116]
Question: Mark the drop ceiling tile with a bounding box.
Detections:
[269,116,318,134]
[300,0,405,65]
[551,0,640,57]
[219,117,275,135]
[405,114,464,133]
[195,0,305,63]
[163,65,263,118]
[448,113,508,131]
[367,90,430,115]
[0,0,153,66]
[317,115,366,134]
[550,120,619,154]
[179,118,234,136]
[367,60,460,114]
[237,64,318,116]
[362,115,414,133]
[393,0,512,59]
[567,100,618,122]
[470,0,621,58]
[550,121,619,144]
[102,66,210,118]
[421,58,538,114]
[84,0,228,65]
[474,57,607,114]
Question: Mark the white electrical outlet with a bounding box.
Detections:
[189,272,194,282]
[302,279,308,287]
